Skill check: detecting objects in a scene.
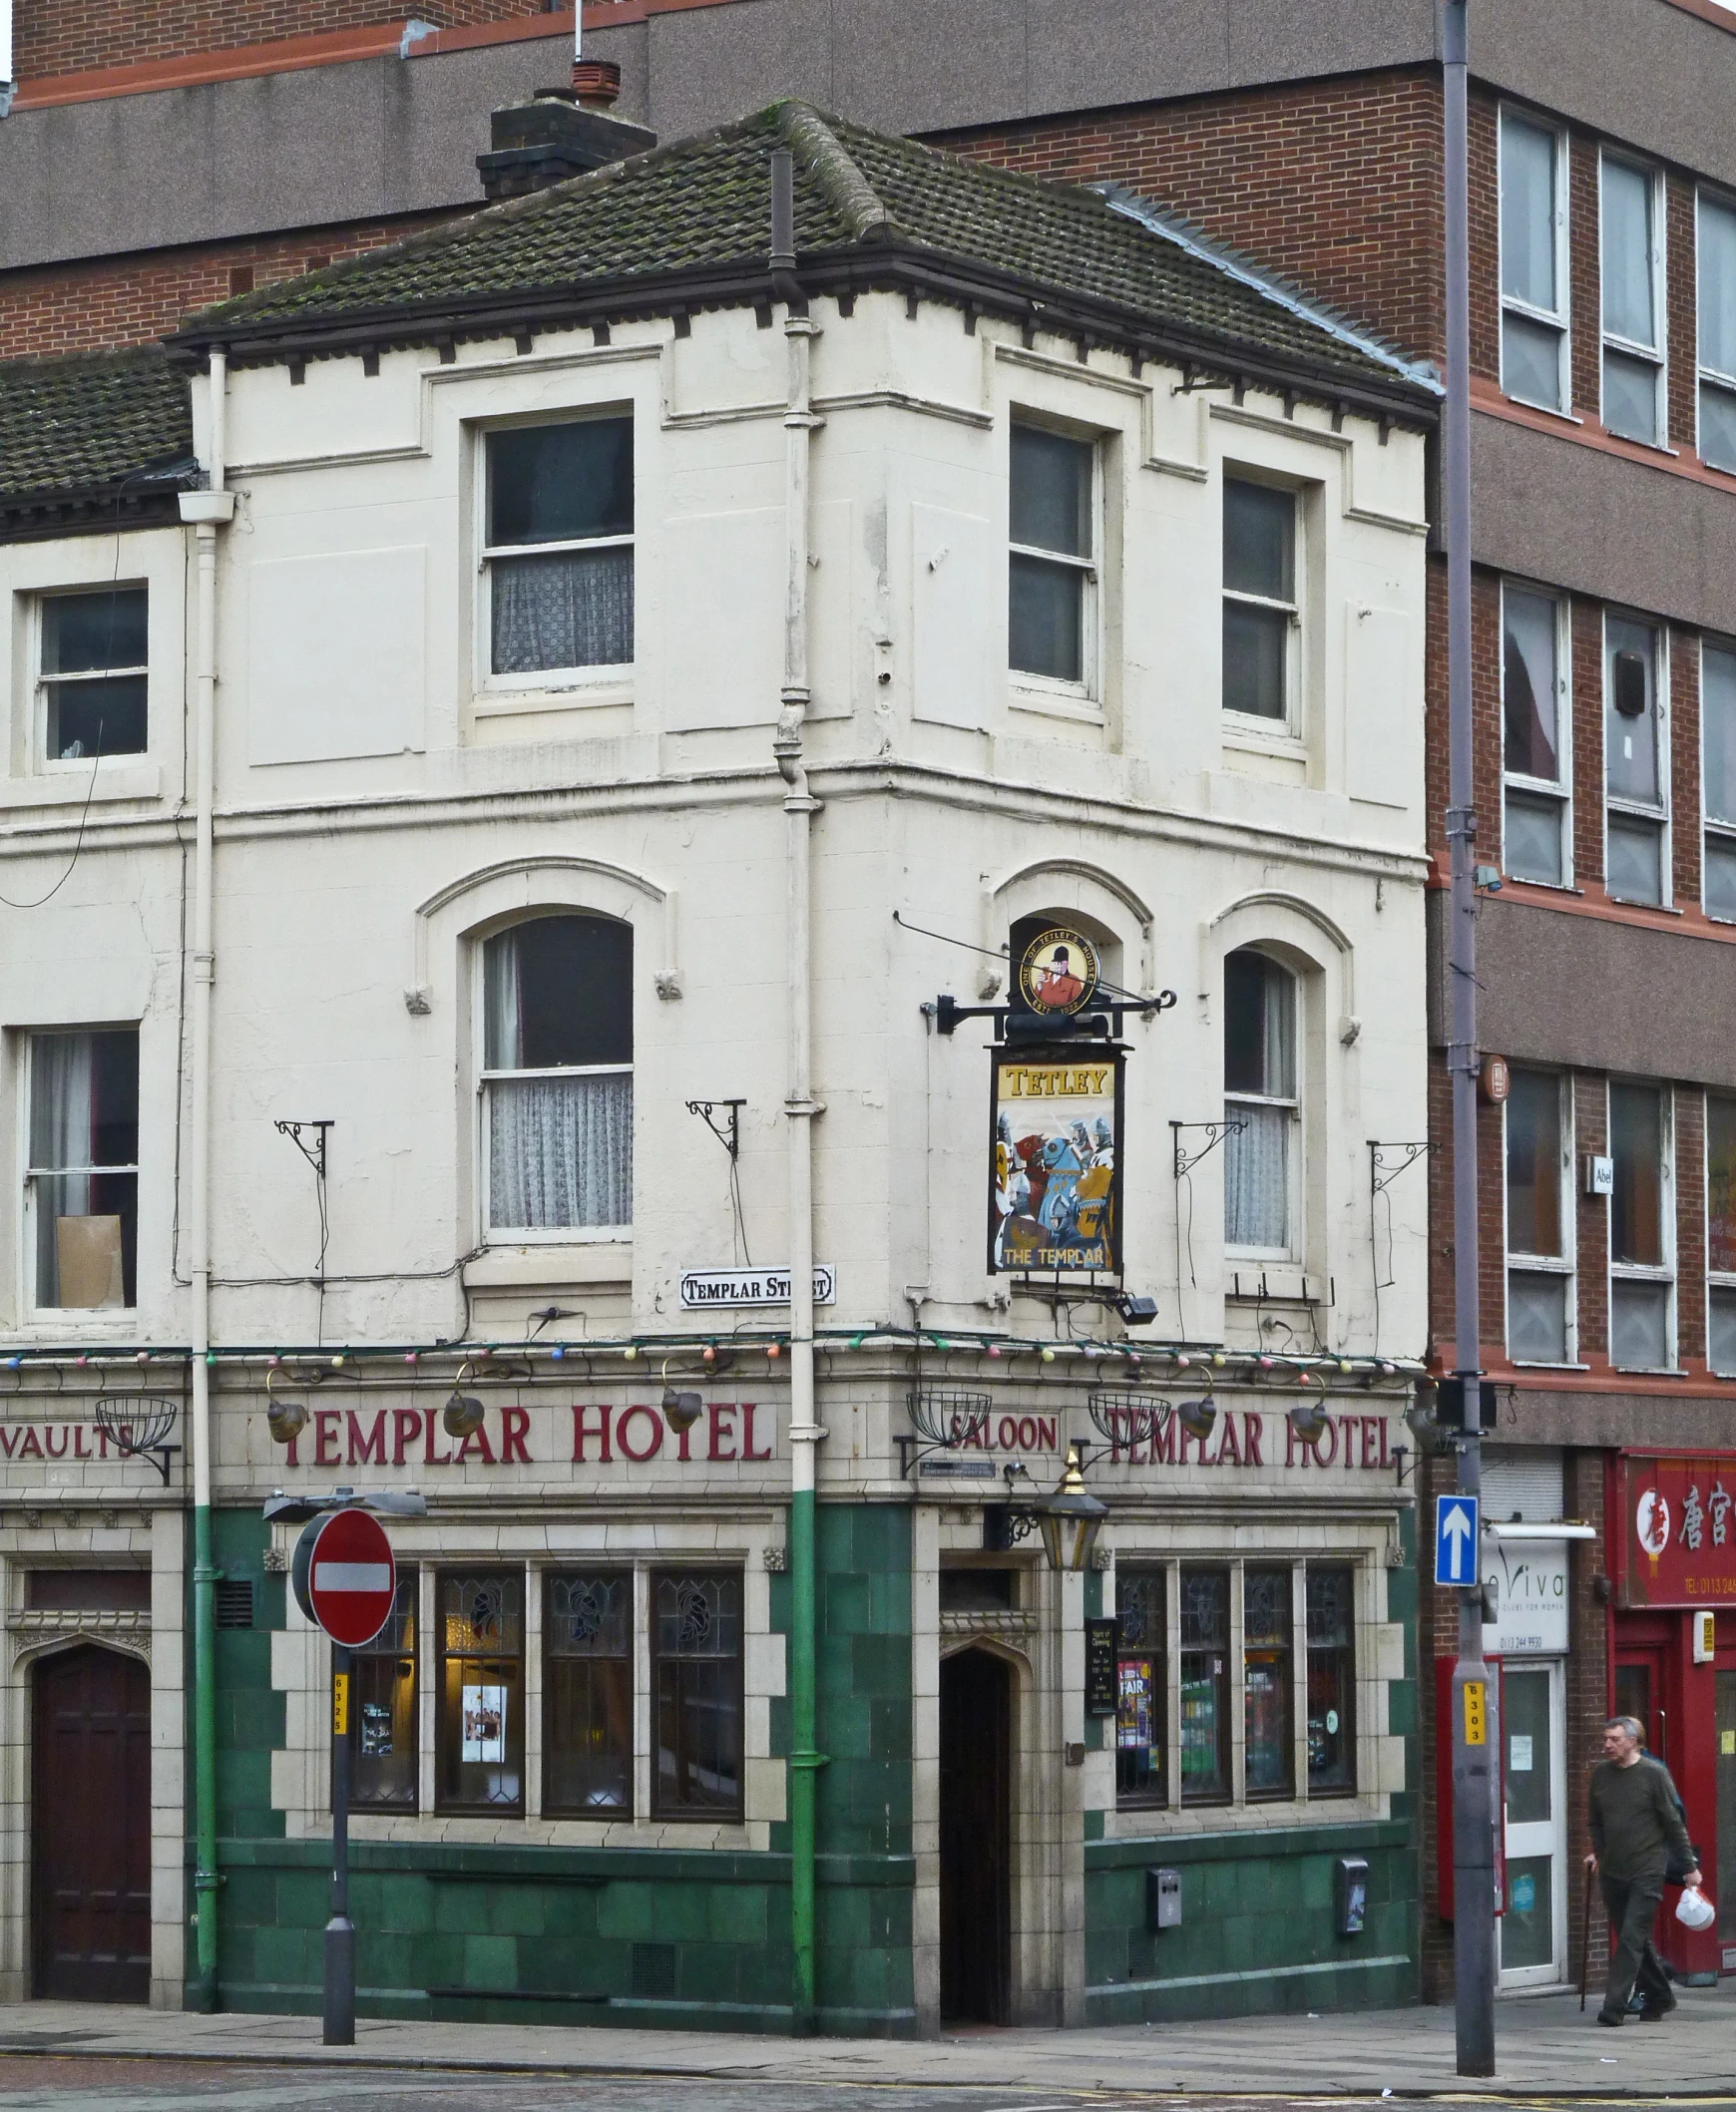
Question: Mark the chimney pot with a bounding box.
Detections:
[573,57,621,108]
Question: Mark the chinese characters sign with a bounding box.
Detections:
[1616,1453,1736,1607]
[989,1053,1122,1274]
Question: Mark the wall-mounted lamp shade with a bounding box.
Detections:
[662,1387,704,1434]
[1176,1397,1217,1442]
[443,1391,486,1440]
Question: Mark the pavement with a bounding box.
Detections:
[2,1982,1736,2098]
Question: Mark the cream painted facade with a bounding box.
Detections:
[0,279,1432,2026]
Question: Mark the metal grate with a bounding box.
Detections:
[215,1578,254,1630]
[631,1942,676,1999]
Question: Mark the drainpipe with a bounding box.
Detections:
[768,146,826,2035]
[180,351,234,2012]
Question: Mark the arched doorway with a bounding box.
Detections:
[939,1647,1012,2022]
[32,1645,151,2000]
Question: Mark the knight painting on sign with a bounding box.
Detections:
[989,1053,1122,1272]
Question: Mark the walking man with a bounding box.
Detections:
[1585,1714,1700,2025]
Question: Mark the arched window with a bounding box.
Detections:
[1223,948,1297,1254]
[482,914,633,1234]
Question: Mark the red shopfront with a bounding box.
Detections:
[1611,1452,1736,1981]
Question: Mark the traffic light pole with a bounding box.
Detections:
[325,1643,355,2047]
[1444,0,1497,2075]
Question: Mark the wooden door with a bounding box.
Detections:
[939,1648,1011,2022]
[33,1646,151,2001]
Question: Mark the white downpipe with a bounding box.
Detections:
[776,304,822,1484]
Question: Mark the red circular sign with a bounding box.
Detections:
[302,1507,397,1648]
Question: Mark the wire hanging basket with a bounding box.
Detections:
[906,1390,993,1450]
[93,1395,181,1484]
[1086,1388,1171,1451]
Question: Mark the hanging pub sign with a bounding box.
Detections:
[989,1049,1122,1273]
[1014,923,1101,1023]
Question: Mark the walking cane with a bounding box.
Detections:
[1580,1861,1594,2011]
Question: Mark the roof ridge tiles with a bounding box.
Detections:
[773,101,892,243]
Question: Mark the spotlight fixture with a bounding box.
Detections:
[443,1364,486,1441]
[662,1386,704,1434]
[264,1368,306,1447]
[1113,1293,1159,1327]
[1176,1396,1217,1442]
[1288,1398,1331,1442]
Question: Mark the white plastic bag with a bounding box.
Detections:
[1676,1885,1715,1930]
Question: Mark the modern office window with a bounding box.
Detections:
[1697,193,1736,473]
[1503,585,1569,884]
[437,1571,524,1814]
[482,914,633,1235]
[1224,949,1298,1254]
[1222,478,1297,723]
[651,1570,742,1818]
[544,1570,634,1817]
[1178,1567,1231,1804]
[349,1569,417,1811]
[1605,618,1666,906]
[1305,1566,1357,1794]
[1708,1095,1736,1375]
[1500,113,1568,411]
[484,417,634,676]
[1601,156,1665,445]
[1704,644,1736,920]
[1507,1069,1572,1364]
[1609,1082,1673,1370]
[26,1029,139,1312]
[1113,1566,1165,1809]
[1008,422,1096,688]
[1243,1567,1294,1800]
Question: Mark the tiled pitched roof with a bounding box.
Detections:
[179,103,1434,404]
[0,347,194,516]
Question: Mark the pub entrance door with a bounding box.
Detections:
[32,1645,151,2001]
[939,1648,1011,2022]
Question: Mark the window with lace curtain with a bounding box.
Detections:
[1223,949,1298,1256]
[25,1029,139,1312]
[483,416,634,679]
[482,915,633,1237]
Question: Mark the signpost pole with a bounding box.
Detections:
[325,1641,355,2046]
[1444,0,1497,2073]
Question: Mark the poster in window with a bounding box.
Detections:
[360,1702,393,1759]
[989,1051,1122,1273]
[461,1683,506,1763]
[1118,1659,1152,1748]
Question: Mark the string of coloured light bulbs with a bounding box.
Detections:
[0,1332,1426,1383]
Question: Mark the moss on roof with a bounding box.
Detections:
[0,347,193,513]
[180,103,1427,398]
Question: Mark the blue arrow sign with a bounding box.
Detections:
[1435,1492,1480,1585]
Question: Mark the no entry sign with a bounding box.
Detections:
[291,1506,397,1648]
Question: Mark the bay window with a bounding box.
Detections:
[1601,155,1666,446]
[1698,191,1736,473]
[1503,585,1569,885]
[1500,113,1568,412]
[1506,1069,1573,1364]
[26,1028,138,1312]
[482,914,632,1237]
[1708,1095,1736,1376]
[484,416,634,678]
[1224,948,1298,1254]
[1222,477,1298,724]
[1609,1081,1673,1370]
[1604,618,1667,906]
[1704,644,1736,919]
[37,588,149,763]
[1009,421,1096,690]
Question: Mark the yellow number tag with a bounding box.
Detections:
[333,1673,350,1737]
[1464,1679,1487,1746]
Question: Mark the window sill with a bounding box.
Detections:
[1609,1365,1690,1378]
[473,683,633,718]
[1007,681,1103,726]
[1508,1360,1590,1373]
[0,764,161,808]
[1221,716,1303,756]
[469,1244,631,1287]
[1502,392,1582,428]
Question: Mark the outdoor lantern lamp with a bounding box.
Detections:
[1035,1445,1108,1573]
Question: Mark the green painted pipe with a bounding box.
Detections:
[190,1506,220,2011]
[788,1484,820,2032]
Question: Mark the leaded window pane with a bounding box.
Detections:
[652,1571,743,1817]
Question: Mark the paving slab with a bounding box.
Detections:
[2,1984,1735,2096]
